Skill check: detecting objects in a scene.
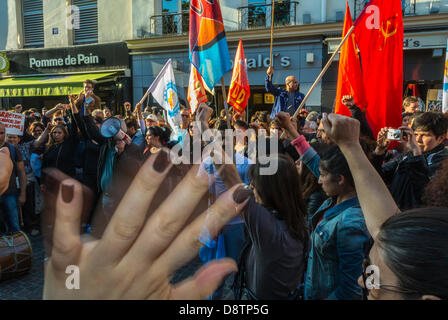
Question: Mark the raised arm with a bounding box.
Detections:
[124,102,133,118]
[276,112,320,177]
[135,102,147,136]
[322,114,400,239]
[265,67,282,96]
[33,122,53,149]
[44,104,65,119]
[342,96,374,140]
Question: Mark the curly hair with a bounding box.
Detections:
[46,124,69,151]
[29,121,45,134]
[422,159,448,207]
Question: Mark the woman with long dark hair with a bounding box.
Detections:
[276,112,372,300]
[220,153,308,300]
[42,120,79,178]
[143,126,171,157]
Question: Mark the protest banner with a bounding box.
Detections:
[0,111,25,135]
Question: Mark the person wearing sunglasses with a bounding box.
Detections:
[323,113,447,300]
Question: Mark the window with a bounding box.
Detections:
[22,0,44,47]
[160,0,189,35]
[248,1,267,28]
[72,0,98,44]
[247,0,292,29]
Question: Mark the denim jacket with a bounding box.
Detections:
[265,75,305,119]
[297,144,372,300]
[304,196,371,300]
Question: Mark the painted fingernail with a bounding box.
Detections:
[233,185,252,204]
[153,150,171,173]
[61,182,74,203]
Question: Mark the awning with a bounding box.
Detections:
[0,72,117,97]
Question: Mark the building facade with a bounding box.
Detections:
[127,0,448,114]
[0,0,133,112]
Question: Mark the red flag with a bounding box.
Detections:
[334,3,367,117]
[354,0,403,137]
[187,64,209,114]
[228,39,250,114]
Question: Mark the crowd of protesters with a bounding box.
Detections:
[1,70,448,301]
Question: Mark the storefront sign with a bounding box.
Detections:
[4,42,129,75]
[0,111,25,135]
[403,34,448,50]
[327,32,448,53]
[29,53,100,68]
[231,53,291,70]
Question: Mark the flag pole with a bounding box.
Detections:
[221,78,231,129]
[280,25,355,139]
[269,0,276,66]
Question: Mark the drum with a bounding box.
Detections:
[0,231,33,281]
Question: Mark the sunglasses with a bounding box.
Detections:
[54,118,64,122]
[181,114,190,118]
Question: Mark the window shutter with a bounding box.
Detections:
[72,0,98,44]
[22,0,44,47]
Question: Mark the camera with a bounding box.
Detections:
[387,129,403,141]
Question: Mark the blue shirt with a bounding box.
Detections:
[265,75,306,119]
[131,129,144,147]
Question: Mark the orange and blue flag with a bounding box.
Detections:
[189,0,232,90]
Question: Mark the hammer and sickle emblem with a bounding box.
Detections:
[379,15,399,51]
[380,15,398,51]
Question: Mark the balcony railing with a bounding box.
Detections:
[237,1,299,30]
[150,11,189,36]
[354,0,444,19]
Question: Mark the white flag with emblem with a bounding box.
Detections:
[147,59,181,129]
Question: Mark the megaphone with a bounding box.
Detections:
[100,117,132,145]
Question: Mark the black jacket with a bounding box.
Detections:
[42,112,79,178]
[381,144,448,210]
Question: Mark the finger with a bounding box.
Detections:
[95,151,172,265]
[168,259,237,300]
[152,184,249,277]
[129,161,211,264]
[51,179,83,271]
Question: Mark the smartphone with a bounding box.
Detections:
[387,129,403,141]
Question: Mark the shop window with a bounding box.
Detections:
[72,0,98,44]
[22,0,44,47]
